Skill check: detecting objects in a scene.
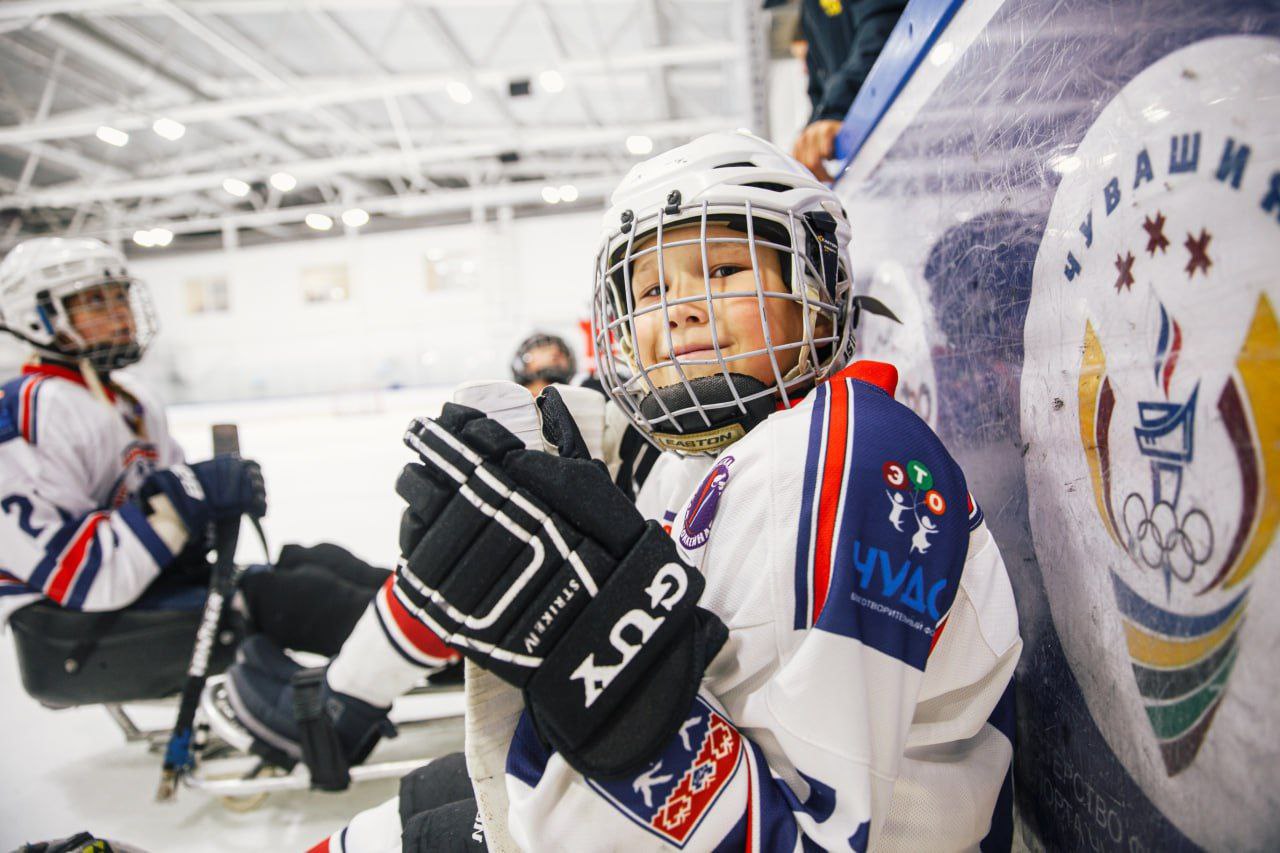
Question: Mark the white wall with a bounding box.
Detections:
[126,210,601,402]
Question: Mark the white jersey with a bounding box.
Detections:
[0,363,186,625]
[503,362,1021,852]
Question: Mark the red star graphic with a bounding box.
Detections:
[1142,212,1169,255]
[1114,251,1136,293]
[1184,229,1212,278]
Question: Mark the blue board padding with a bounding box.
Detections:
[831,0,966,181]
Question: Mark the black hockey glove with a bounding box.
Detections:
[394,403,728,779]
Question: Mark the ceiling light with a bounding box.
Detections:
[305,213,333,231]
[625,134,653,156]
[541,186,561,204]
[132,230,155,247]
[447,81,473,105]
[538,69,565,93]
[342,208,370,227]
[558,184,579,203]
[270,172,297,192]
[150,228,174,247]
[96,125,129,147]
[152,117,186,141]
[223,177,250,198]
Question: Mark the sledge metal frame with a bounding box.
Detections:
[95,675,464,800]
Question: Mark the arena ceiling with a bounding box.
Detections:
[0,0,768,253]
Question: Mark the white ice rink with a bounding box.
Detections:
[1,385,465,851]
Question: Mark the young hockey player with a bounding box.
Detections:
[253,131,1016,852]
[0,237,381,675]
[0,237,266,624]
[385,129,1021,851]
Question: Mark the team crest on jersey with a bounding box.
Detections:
[1022,36,1280,848]
[587,696,742,847]
[107,441,160,508]
[679,456,733,550]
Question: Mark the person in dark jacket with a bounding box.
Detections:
[783,0,907,181]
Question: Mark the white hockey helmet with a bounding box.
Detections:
[0,236,158,371]
[591,129,855,455]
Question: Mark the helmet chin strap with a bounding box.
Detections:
[638,373,776,455]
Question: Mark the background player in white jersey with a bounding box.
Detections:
[0,236,267,626]
[0,238,388,696]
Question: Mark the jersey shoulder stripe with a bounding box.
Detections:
[794,368,971,670]
[0,374,48,445]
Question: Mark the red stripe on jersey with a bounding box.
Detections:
[21,362,116,401]
[19,376,42,441]
[45,512,110,603]
[382,578,457,662]
[811,379,850,625]
[303,838,330,853]
[929,615,949,656]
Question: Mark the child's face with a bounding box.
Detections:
[63,281,136,349]
[627,222,805,390]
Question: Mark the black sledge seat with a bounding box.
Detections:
[9,581,240,708]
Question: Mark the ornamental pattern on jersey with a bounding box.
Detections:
[587,696,743,847]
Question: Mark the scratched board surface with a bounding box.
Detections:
[833,0,1280,849]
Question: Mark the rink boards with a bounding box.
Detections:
[832,0,1280,849]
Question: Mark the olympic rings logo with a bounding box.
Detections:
[1120,492,1215,583]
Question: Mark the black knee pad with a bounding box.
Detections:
[401,798,484,853]
[399,752,474,823]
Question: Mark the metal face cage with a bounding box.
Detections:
[592,198,853,452]
[43,275,159,371]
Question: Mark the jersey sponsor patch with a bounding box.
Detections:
[587,696,743,848]
[795,377,969,668]
[678,455,733,551]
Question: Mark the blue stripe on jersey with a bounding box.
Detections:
[64,534,105,610]
[980,681,1016,851]
[793,384,828,630]
[0,375,26,444]
[119,501,174,567]
[0,582,36,596]
[506,710,551,789]
[817,379,969,670]
[746,740,801,853]
[26,513,84,590]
